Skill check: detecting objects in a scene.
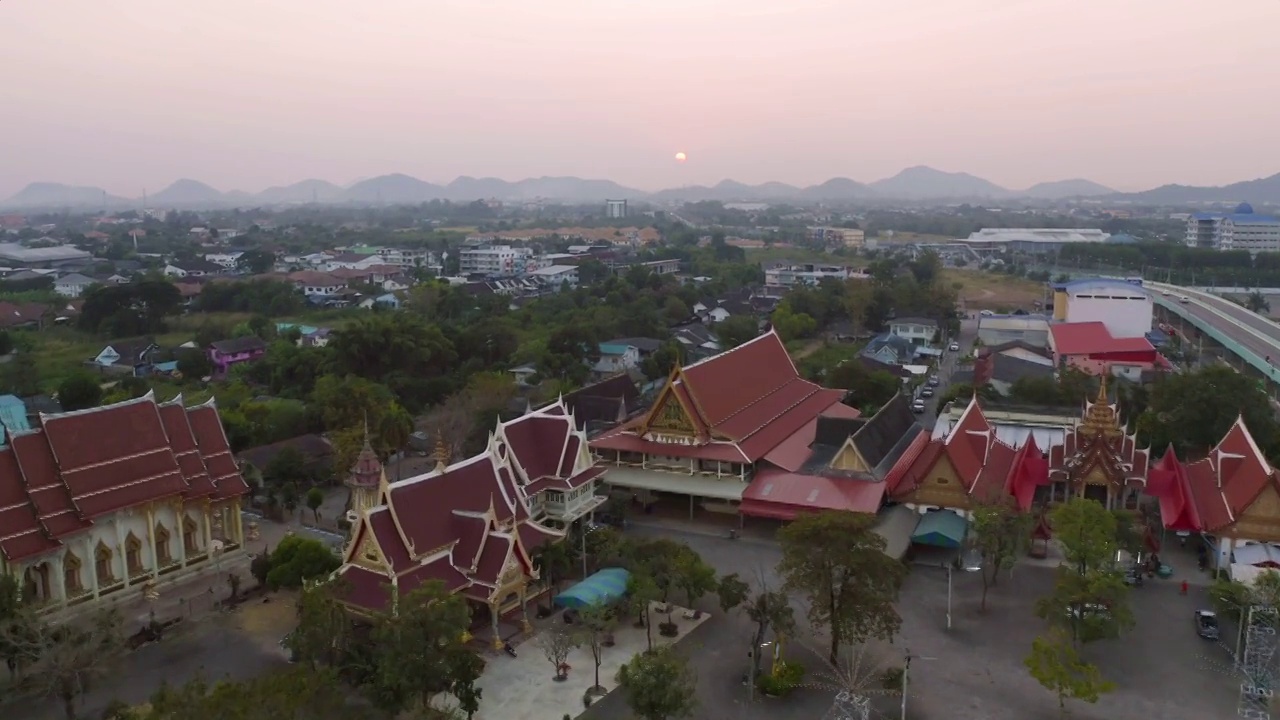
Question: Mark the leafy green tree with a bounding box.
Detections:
[174,348,213,380]
[574,604,617,694]
[137,666,374,720]
[265,537,340,590]
[715,573,749,614]
[1245,290,1271,314]
[715,315,759,349]
[826,362,901,412]
[56,372,103,411]
[264,447,309,487]
[1024,628,1115,711]
[311,375,414,471]
[742,585,795,683]
[770,305,817,341]
[616,646,698,720]
[0,331,13,356]
[1,351,42,396]
[1051,497,1118,576]
[305,487,325,522]
[1137,365,1280,460]
[626,573,662,651]
[250,550,272,588]
[640,341,684,381]
[777,511,906,664]
[368,582,480,716]
[1209,569,1280,623]
[236,249,277,274]
[286,580,354,670]
[532,541,577,594]
[971,495,1033,611]
[1035,498,1134,644]
[673,550,717,613]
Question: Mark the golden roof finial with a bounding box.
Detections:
[433,432,450,472]
[1096,372,1109,405]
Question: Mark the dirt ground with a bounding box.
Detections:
[941,268,1047,312]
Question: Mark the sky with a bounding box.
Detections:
[2,0,1279,198]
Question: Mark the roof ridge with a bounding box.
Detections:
[42,390,157,424]
[681,328,781,372]
[734,385,823,443]
[708,375,804,429]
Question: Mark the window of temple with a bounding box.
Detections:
[126,533,144,575]
[94,542,114,584]
[183,516,199,554]
[64,552,82,594]
[156,525,172,565]
[23,563,50,602]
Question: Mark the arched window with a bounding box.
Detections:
[182,516,199,554]
[64,552,82,594]
[94,541,114,584]
[155,524,172,565]
[125,533,144,575]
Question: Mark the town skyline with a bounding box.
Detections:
[2,0,1278,199]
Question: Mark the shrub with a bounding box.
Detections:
[757,660,805,697]
[881,666,905,691]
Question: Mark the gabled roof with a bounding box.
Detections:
[850,394,921,471]
[210,335,268,354]
[1050,322,1155,355]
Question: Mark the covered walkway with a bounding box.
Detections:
[602,466,746,519]
[911,509,969,549]
[553,567,631,609]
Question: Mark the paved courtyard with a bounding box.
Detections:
[590,521,1240,720]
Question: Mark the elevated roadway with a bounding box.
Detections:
[1148,281,1280,380]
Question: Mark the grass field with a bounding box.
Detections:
[744,247,841,265]
[940,268,1047,312]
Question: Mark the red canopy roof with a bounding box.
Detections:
[741,469,886,520]
[1050,322,1155,356]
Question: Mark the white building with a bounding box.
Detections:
[594,341,641,374]
[204,252,243,270]
[605,199,628,219]
[529,265,579,290]
[53,273,96,298]
[1186,203,1280,252]
[459,245,535,277]
[888,317,939,346]
[763,263,856,294]
[376,247,433,270]
[959,228,1110,254]
[324,253,383,272]
[1053,278,1152,339]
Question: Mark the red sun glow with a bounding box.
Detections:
[674,151,687,163]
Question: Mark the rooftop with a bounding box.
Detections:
[1049,321,1156,356]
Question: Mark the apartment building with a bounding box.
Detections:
[808,226,865,248]
[1185,203,1280,252]
[763,263,856,295]
[459,245,536,277]
[376,247,434,270]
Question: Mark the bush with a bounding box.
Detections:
[757,660,805,697]
[264,536,340,590]
[881,666,905,691]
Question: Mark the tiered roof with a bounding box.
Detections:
[1149,417,1276,533]
[1047,378,1151,494]
[592,331,848,463]
[888,395,1049,509]
[0,394,250,564]
[336,399,600,613]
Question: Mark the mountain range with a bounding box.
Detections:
[4,166,1279,210]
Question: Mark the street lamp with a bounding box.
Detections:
[947,547,983,630]
[744,640,773,708]
[900,649,935,720]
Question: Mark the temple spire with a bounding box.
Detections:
[433,432,450,472]
[1096,373,1109,405]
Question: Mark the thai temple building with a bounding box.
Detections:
[0,394,249,612]
[335,398,604,646]
[1045,376,1151,511]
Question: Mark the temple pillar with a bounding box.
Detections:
[490,602,503,650]
[88,538,101,598]
[520,587,532,634]
[233,501,245,545]
[203,502,214,550]
[146,505,159,576]
[176,507,188,566]
[51,556,66,605]
[114,517,129,588]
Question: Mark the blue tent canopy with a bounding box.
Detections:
[553,567,631,609]
[911,510,968,549]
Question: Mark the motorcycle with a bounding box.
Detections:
[504,642,517,658]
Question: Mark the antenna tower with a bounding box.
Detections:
[1238,604,1280,719]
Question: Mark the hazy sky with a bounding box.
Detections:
[3,0,1278,198]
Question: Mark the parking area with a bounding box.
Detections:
[603,522,1239,720]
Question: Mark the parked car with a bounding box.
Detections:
[948,342,960,352]
[1195,609,1219,640]
[920,387,934,398]
[927,376,940,387]
[911,399,926,414]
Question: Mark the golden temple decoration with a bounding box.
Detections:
[1079,374,1121,438]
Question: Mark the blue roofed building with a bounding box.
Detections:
[0,394,32,444]
[1186,202,1280,252]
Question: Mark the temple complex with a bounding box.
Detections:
[0,393,249,612]
[334,398,603,645]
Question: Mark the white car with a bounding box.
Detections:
[911,399,926,414]
[948,342,960,352]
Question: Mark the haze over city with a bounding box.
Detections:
[2,0,1278,198]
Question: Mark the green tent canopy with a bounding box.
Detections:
[553,567,631,609]
[911,510,968,549]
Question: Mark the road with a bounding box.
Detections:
[1151,282,1280,375]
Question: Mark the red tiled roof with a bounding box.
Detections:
[471,533,514,586]
[1050,322,1155,356]
[517,521,562,551]
[526,466,605,494]
[741,470,885,520]
[883,432,931,494]
[1147,447,1202,532]
[398,555,471,595]
[186,403,250,500]
[0,448,59,562]
[368,507,415,572]
[157,401,216,499]
[337,566,393,612]
[452,514,490,570]
[502,415,569,482]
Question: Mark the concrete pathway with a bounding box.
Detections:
[454,602,710,720]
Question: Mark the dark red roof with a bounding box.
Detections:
[1147,447,1202,532]
[1050,322,1155,356]
[186,403,250,500]
[367,507,415,572]
[157,401,216,499]
[0,448,59,562]
[398,556,471,595]
[472,533,514,587]
[741,470,885,520]
[502,415,570,481]
[337,566,392,612]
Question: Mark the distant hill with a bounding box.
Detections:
[797,177,874,201]
[340,174,443,203]
[869,166,1008,199]
[256,179,343,204]
[150,179,225,206]
[1021,178,1115,199]
[1,182,131,209]
[1115,173,1280,205]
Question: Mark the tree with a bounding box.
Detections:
[137,666,376,720]
[368,581,480,715]
[742,585,795,683]
[625,573,662,651]
[777,511,906,665]
[56,372,103,412]
[575,604,617,695]
[305,487,324,522]
[1035,498,1135,644]
[971,495,1033,611]
[1246,290,1271,314]
[538,628,579,681]
[311,376,414,470]
[616,646,698,720]
[532,541,576,594]
[0,331,13,356]
[716,573,749,615]
[174,348,213,380]
[769,305,817,342]
[1136,365,1280,461]
[226,572,242,601]
[236,249,277,274]
[1051,497,1118,576]
[1,351,42,396]
[673,550,717,614]
[250,550,273,588]
[1024,628,1115,712]
[640,341,684,381]
[287,580,354,670]
[715,316,758,349]
[264,447,309,487]
[265,536,340,590]
[15,609,123,720]
[1210,569,1280,623]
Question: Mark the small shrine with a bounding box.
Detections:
[1047,376,1151,510]
[344,432,387,526]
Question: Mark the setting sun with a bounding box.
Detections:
[674,151,687,163]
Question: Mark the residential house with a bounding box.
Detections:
[358,293,401,310]
[287,271,347,297]
[862,334,917,366]
[208,336,268,378]
[91,339,160,376]
[594,342,642,375]
[163,258,223,279]
[972,341,1056,395]
[331,265,409,291]
[671,323,721,360]
[1048,322,1170,380]
[509,364,539,386]
[204,252,243,270]
[53,273,97,298]
[562,374,643,436]
[325,253,383,272]
[977,314,1052,349]
[0,302,50,330]
[529,265,579,290]
[888,317,939,346]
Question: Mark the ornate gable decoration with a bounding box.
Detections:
[639,367,703,441]
[1079,375,1122,440]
